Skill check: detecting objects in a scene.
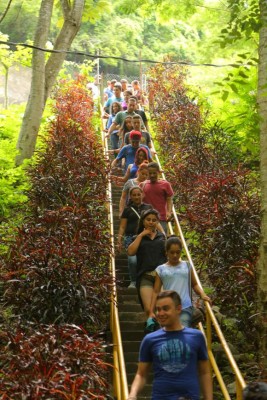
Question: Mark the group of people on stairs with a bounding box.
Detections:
[99,76,258,400]
[101,76,213,399]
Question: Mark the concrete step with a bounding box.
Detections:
[121,330,145,341]
[118,292,140,303]
[119,311,144,322]
[119,303,142,312]
[123,341,143,353]
[120,320,145,331]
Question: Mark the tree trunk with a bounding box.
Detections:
[16,0,85,165]
[257,0,267,375]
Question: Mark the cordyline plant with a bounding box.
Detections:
[1,76,113,332]
[148,64,261,352]
[0,323,112,399]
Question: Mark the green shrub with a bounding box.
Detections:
[0,106,29,220]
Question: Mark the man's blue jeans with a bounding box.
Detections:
[110,132,119,150]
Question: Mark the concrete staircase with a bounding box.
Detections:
[111,181,153,399]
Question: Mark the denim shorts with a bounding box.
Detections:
[140,271,156,288]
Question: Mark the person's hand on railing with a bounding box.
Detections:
[166,211,173,221]
[117,236,123,253]
[110,175,124,186]
[200,292,212,303]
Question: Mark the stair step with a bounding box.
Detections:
[119,311,144,322]
[121,330,146,341]
[112,183,152,398]
[119,303,142,312]
[120,321,145,331]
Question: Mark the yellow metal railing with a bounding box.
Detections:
[100,113,129,400]
[153,150,246,399]
[100,103,245,399]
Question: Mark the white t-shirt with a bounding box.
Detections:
[156,261,192,309]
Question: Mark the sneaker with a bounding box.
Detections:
[144,317,160,334]
[128,281,136,289]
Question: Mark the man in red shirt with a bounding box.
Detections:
[140,162,174,233]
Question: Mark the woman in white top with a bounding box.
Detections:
[149,235,211,327]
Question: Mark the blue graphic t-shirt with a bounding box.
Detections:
[139,327,208,399]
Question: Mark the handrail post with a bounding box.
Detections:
[206,310,212,353]
[236,377,244,400]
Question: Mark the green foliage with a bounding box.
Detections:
[83,0,112,22]
[0,1,40,42]
[208,63,259,164]
[218,0,260,46]
[115,0,198,20]
[0,105,29,220]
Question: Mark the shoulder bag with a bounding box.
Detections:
[186,262,205,327]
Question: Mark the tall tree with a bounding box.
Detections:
[257,0,267,372]
[16,0,85,165]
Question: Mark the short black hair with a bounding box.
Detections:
[148,161,160,170]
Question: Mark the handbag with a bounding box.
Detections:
[186,262,205,327]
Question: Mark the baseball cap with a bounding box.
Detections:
[129,130,142,140]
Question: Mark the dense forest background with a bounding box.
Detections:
[0,0,259,162]
[0,0,266,393]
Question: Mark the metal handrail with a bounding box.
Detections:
[100,102,245,398]
[153,146,246,399]
[100,112,129,400]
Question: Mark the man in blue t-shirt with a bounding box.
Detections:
[127,290,213,400]
[104,84,123,114]
[111,130,152,172]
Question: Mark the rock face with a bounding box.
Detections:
[0,65,31,106]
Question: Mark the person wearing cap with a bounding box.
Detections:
[124,114,152,149]
[111,130,152,172]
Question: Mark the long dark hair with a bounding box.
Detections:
[165,235,182,252]
[111,101,122,115]
[121,116,133,135]
[137,208,160,234]
[134,147,149,165]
